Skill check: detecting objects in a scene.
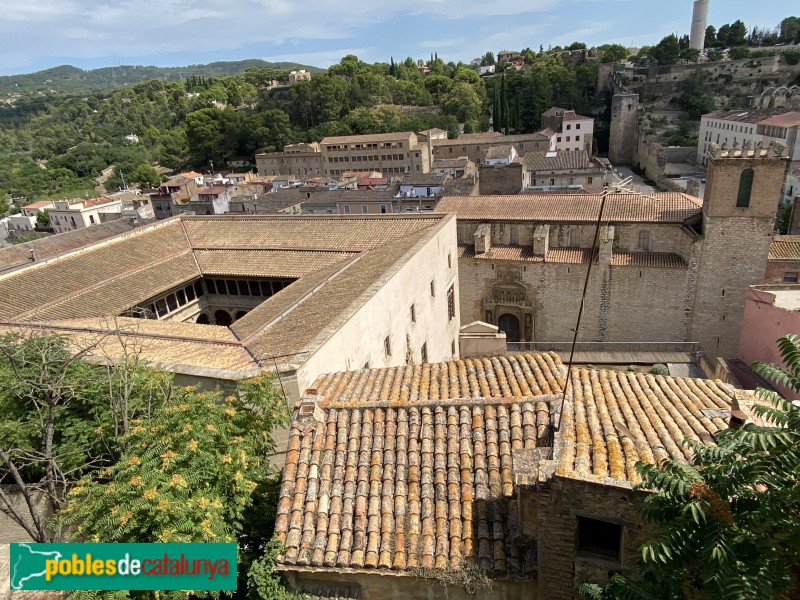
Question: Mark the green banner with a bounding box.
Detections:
[9,543,237,591]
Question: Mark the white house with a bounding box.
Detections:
[484,145,518,166]
[49,196,123,233]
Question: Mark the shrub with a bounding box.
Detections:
[651,363,669,376]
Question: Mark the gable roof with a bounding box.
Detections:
[436,193,703,223]
[275,352,741,581]
[523,150,592,172]
[0,215,449,378]
[0,219,149,273]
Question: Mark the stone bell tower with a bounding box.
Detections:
[689,141,789,359]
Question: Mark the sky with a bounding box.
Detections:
[0,0,794,76]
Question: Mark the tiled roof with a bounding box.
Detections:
[523,150,592,172]
[562,111,593,122]
[194,250,358,278]
[0,219,148,273]
[542,107,568,117]
[753,112,800,128]
[399,174,447,186]
[0,220,192,321]
[437,193,702,223]
[611,252,688,269]
[441,176,477,196]
[21,201,53,210]
[321,132,415,144]
[242,229,435,360]
[769,235,800,261]
[181,216,437,250]
[434,158,470,169]
[231,192,303,214]
[276,353,563,577]
[703,108,794,124]
[433,133,548,146]
[486,145,513,159]
[0,215,449,379]
[557,367,737,485]
[312,352,564,404]
[301,191,395,207]
[458,246,683,268]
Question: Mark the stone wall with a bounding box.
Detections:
[479,164,523,195]
[284,568,533,600]
[689,155,788,359]
[634,133,696,183]
[295,216,461,398]
[531,478,655,600]
[608,92,639,165]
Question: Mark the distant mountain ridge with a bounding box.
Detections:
[0,60,323,96]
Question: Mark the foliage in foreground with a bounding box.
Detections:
[55,375,291,599]
[581,334,800,600]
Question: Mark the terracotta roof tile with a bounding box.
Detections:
[438,193,702,223]
[557,368,736,485]
[0,219,148,272]
[611,252,687,269]
[523,150,593,172]
[277,353,564,578]
[769,236,800,261]
[194,250,357,278]
[321,132,416,144]
[181,216,437,250]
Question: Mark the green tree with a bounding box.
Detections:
[597,44,629,63]
[705,25,717,48]
[441,81,484,124]
[729,46,750,60]
[707,49,724,62]
[36,209,50,227]
[779,16,800,44]
[130,163,161,188]
[651,34,681,66]
[185,108,225,166]
[678,74,716,120]
[581,334,800,600]
[680,48,701,63]
[480,51,496,66]
[0,333,170,542]
[57,375,288,546]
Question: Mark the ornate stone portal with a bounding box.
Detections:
[483,266,535,342]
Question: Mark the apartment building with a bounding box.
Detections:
[319,131,431,177]
[49,196,125,233]
[698,108,800,204]
[255,143,324,178]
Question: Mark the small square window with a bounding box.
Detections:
[577,516,622,562]
[361,204,368,214]
[783,272,799,283]
[566,124,571,130]
[343,204,351,214]
[576,124,581,130]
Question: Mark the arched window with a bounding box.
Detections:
[736,168,754,208]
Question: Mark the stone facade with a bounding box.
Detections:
[478,163,525,195]
[688,153,788,359]
[608,90,639,165]
[447,151,787,360]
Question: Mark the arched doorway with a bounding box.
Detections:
[498,313,520,343]
[235,310,248,320]
[196,313,210,325]
[214,310,232,326]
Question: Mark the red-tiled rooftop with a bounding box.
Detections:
[275,352,742,579]
[437,193,702,223]
[769,235,800,261]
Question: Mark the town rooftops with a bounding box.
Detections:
[433,132,549,146]
[436,192,703,223]
[275,352,742,578]
[434,157,471,169]
[523,150,593,172]
[0,214,449,378]
[758,111,800,128]
[562,111,593,122]
[703,107,796,124]
[0,219,149,273]
[485,145,514,160]
[21,201,53,211]
[320,132,416,145]
[769,235,800,261]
